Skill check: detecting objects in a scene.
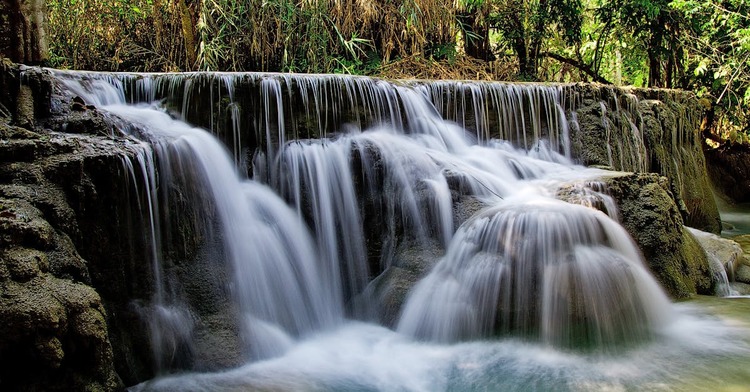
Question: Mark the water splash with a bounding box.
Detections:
[397,197,672,350]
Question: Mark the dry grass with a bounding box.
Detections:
[376,54,517,81]
[49,0,509,78]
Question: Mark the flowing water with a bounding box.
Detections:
[48,70,750,391]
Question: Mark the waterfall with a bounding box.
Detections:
[55,73,343,366]
[687,228,740,297]
[49,70,683,381]
[397,197,671,349]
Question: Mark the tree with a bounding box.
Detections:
[597,0,685,88]
[456,0,495,61]
[0,0,48,64]
[492,0,584,79]
[671,0,750,140]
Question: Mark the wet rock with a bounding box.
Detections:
[0,277,120,391]
[3,246,47,282]
[0,59,20,121]
[452,195,489,227]
[726,235,750,285]
[602,173,713,298]
[570,85,720,233]
[730,281,750,296]
[689,229,744,281]
[71,96,86,111]
[736,264,750,285]
[363,195,488,327]
[1,91,137,389]
[364,238,444,327]
[0,197,57,250]
[47,106,112,136]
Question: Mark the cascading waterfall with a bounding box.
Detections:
[55,72,343,365]
[397,197,671,349]
[45,69,750,391]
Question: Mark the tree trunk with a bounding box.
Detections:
[506,13,531,79]
[515,38,530,78]
[647,19,664,88]
[177,0,198,69]
[0,0,47,64]
[154,0,165,50]
[647,48,662,88]
[459,11,494,61]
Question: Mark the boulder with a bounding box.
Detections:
[727,235,750,285]
[363,196,489,327]
[602,173,713,298]
[688,228,744,281]
[730,282,750,296]
[364,239,444,327]
[736,264,750,285]
[1,98,140,389]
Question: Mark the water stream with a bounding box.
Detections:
[50,70,750,391]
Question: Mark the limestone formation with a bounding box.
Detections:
[1,64,138,391]
[602,173,713,298]
[0,127,127,390]
[689,229,744,281]
[570,85,720,233]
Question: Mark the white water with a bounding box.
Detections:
[397,198,671,348]
[49,70,750,390]
[130,310,750,392]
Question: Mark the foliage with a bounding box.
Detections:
[47,0,186,71]
[671,0,750,138]
[490,0,584,79]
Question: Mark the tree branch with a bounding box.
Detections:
[541,51,612,84]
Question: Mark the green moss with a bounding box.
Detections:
[571,86,720,234]
[604,173,713,299]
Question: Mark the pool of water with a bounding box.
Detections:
[716,198,750,237]
[131,296,750,392]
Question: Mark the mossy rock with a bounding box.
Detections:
[570,86,720,234]
[603,173,713,298]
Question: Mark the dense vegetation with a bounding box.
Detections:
[46,0,749,141]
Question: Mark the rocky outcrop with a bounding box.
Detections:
[0,65,151,390]
[689,229,744,281]
[357,183,490,326]
[0,124,131,391]
[361,239,443,327]
[725,235,750,295]
[601,173,713,298]
[2,65,251,389]
[571,86,720,233]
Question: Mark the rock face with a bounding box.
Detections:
[571,86,720,233]
[0,128,129,389]
[2,65,249,390]
[601,173,713,298]
[0,65,149,391]
[689,229,744,281]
